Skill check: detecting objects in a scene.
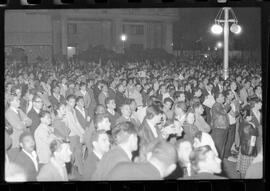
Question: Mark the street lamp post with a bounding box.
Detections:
[120,34,127,53]
[211,7,241,80]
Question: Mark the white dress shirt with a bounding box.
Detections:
[147,120,158,138]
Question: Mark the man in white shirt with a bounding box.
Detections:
[34,111,57,164]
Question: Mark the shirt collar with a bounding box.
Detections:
[10,106,18,114]
[119,144,132,160]
[93,150,103,160]
[33,107,40,114]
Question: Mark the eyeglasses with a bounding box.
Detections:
[35,100,43,103]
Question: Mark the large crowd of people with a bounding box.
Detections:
[5,50,263,181]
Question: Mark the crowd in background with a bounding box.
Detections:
[5,50,263,181]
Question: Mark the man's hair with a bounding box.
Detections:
[66,94,76,101]
[248,96,261,108]
[19,131,33,144]
[39,110,51,119]
[145,104,163,120]
[105,97,115,107]
[112,121,137,144]
[33,95,42,103]
[94,113,109,129]
[192,102,201,111]
[189,145,212,173]
[79,82,86,88]
[76,96,84,103]
[146,139,177,166]
[163,97,174,105]
[50,139,65,155]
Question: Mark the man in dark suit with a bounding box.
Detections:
[105,97,120,128]
[27,95,43,135]
[108,79,117,100]
[106,139,177,180]
[86,79,96,118]
[13,132,39,181]
[115,84,127,113]
[139,104,164,147]
[91,121,138,180]
[75,96,91,130]
[49,83,66,113]
[83,130,110,180]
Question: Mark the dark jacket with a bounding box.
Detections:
[13,150,39,181]
[75,107,90,130]
[27,108,41,135]
[238,120,258,156]
[91,145,131,180]
[211,102,229,130]
[82,151,100,180]
[106,161,162,180]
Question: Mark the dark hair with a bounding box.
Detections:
[76,96,84,103]
[39,110,50,119]
[105,97,115,107]
[163,97,174,105]
[192,102,201,111]
[248,96,261,108]
[112,121,137,144]
[189,145,212,173]
[145,104,163,120]
[79,82,86,88]
[66,94,76,101]
[33,95,42,103]
[50,139,65,155]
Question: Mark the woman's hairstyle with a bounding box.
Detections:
[189,145,212,173]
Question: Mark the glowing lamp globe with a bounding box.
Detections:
[230,23,242,34]
[121,34,127,41]
[211,24,223,35]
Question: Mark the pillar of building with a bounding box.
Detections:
[51,17,61,55]
[112,18,122,53]
[102,20,112,49]
[61,16,68,55]
[164,21,173,54]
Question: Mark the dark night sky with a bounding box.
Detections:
[173,7,261,51]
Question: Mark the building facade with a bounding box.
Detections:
[5,9,179,62]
